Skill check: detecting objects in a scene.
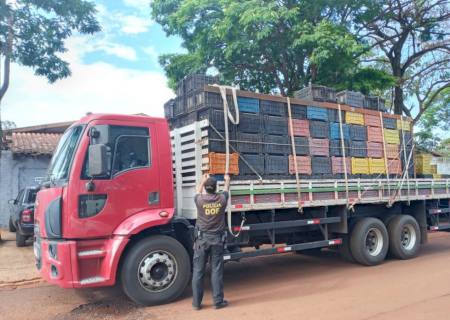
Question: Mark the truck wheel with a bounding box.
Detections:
[120,235,191,306]
[350,218,389,266]
[387,215,421,260]
[16,233,27,247]
[9,217,16,232]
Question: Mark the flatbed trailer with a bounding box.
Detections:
[172,120,450,263]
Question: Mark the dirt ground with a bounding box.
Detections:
[1,230,450,320]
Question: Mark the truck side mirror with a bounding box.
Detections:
[8,199,16,205]
[89,144,108,177]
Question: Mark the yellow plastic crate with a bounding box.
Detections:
[351,157,369,174]
[416,153,432,162]
[346,111,365,125]
[397,119,411,131]
[384,129,400,144]
[415,153,434,174]
[369,158,386,174]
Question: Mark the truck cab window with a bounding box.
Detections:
[82,125,150,179]
[112,135,149,175]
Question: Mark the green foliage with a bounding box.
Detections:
[415,88,450,151]
[159,53,208,90]
[151,0,391,95]
[0,0,101,83]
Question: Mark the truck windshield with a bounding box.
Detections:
[46,125,84,183]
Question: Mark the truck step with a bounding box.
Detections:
[78,250,106,259]
[428,224,450,232]
[232,217,341,232]
[79,276,106,285]
[224,239,342,261]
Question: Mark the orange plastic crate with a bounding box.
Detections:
[385,144,400,159]
[387,159,402,175]
[288,155,312,175]
[207,152,239,175]
[364,114,382,127]
[367,126,383,143]
[289,119,310,137]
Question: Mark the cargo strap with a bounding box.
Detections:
[388,143,415,207]
[379,112,391,197]
[215,84,245,238]
[287,97,303,213]
[337,104,350,209]
[400,115,411,203]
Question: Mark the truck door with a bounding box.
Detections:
[63,122,161,238]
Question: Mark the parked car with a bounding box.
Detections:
[8,186,39,247]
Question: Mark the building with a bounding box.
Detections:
[0,121,72,227]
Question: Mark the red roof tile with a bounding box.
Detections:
[10,132,62,155]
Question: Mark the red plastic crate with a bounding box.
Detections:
[331,157,351,174]
[388,159,402,175]
[386,144,400,159]
[367,126,383,143]
[289,119,310,137]
[367,142,383,158]
[309,138,330,156]
[364,114,382,127]
[288,155,312,175]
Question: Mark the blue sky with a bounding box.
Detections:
[3,0,182,127]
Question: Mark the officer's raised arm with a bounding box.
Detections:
[196,173,209,194]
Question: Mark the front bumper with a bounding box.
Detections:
[35,233,129,289]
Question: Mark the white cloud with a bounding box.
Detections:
[97,43,138,60]
[121,15,153,34]
[2,39,174,127]
[123,0,153,9]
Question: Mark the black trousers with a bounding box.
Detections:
[192,232,224,307]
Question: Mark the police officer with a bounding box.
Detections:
[192,173,230,310]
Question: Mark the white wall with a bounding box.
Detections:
[0,151,50,227]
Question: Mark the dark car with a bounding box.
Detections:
[8,186,39,247]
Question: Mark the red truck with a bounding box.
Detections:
[34,101,450,305]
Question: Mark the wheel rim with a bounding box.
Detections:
[138,250,178,293]
[365,227,383,257]
[400,224,416,251]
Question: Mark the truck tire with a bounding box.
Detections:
[350,218,389,266]
[9,217,16,232]
[120,235,191,306]
[16,233,27,247]
[387,215,421,260]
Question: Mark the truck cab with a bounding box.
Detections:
[34,114,192,305]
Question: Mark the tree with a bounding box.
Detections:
[0,0,100,152]
[0,0,100,102]
[152,0,393,95]
[414,87,450,150]
[355,0,450,120]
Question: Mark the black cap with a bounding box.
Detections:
[204,177,217,194]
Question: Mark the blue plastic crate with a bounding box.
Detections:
[307,106,328,121]
[349,124,367,141]
[237,97,260,113]
[330,123,350,140]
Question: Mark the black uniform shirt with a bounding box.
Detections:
[194,191,229,233]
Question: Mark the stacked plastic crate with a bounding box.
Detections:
[166,76,414,180]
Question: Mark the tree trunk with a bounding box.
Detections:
[0,15,14,156]
[393,85,404,115]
